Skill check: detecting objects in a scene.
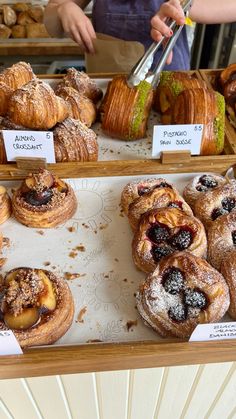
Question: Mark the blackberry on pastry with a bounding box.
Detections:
[194,181,236,229]
[136,252,229,338]
[0,267,74,347]
[183,173,225,208]
[132,207,207,273]
[12,169,77,228]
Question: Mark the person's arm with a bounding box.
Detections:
[44,0,96,53]
[151,0,236,43]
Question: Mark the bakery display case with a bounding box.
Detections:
[0,62,236,382]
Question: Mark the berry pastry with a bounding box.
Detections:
[221,250,236,320]
[0,267,74,347]
[12,169,77,228]
[132,207,207,273]
[208,211,236,270]
[194,181,236,229]
[183,173,225,209]
[136,252,230,338]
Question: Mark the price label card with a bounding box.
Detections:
[152,124,203,158]
[189,322,236,342]
[3,130,56,163]
[0,330,23,355]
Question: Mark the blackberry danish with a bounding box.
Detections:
[132,207,207,273]
[183,173,226,209]
[136,252,229,338]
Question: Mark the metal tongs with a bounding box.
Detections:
[127,0,192,88]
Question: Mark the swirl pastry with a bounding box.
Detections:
[221,250,236,320]
[132,207,207,273]
[101,75,154,140]
[53,117,98,162]
[136,252,230,338]
[12,169,77,228]
[55,68,103,104]
[208,211,236,270]
[55,85,97,127]
[0,185,11,224]
[153,71,207,124]
[183,173,226,209]
[172,87,225,155]
[128,185,193,231]
[7,79,70,130]
[0,267,74,347]
[194,181,236,229]
[121,178,173,216]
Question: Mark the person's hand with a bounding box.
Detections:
[57,1,96,53]
[150,0,185,64]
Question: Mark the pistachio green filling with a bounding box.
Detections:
[160,71,183,97]
[214,92,225,153]
[129,80,152,140]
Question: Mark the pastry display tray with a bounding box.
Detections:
[1,166,236,380]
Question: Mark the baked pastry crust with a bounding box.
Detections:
[194,181,236,229]
[55,85,96,127]
[53,117,98,162]
[0,267,74,347]
[132,207,207,273]
[172,87,225,155]
[208,211,236,270]
[0,61,34,91]
[7,79,69,130]
[0,185,11,224]
[55,68,103,104]
[121,178,173,216]
[101,75,154,140]
[12,169,77,228]
[136,252,230,338]
[221,250,236,320]
[183,173,226,209]
[128,185,193,231]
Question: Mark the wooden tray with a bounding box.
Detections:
[1,160,236,380]
[199,69,236,155]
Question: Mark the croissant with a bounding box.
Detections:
[172,87,225,155]
[101,75,154,140]
[0,82,13,116]
[53,117,98,162]
[153,71,207,124]
[0,61,34,91]
[7,79,70,129]
[55,85,96,127]
[56,68,103,104]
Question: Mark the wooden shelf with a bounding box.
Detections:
[0,38,84,56]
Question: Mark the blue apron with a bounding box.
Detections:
[92,0,190,71]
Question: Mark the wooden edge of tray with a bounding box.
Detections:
[1,338,236,379]
[0,155,236,180]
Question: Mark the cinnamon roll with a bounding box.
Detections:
[132,207,207,273]
[194,181,236,229]
[0,267,74,347]
[12,169,77,228]
[136,252,230,338]
[183,173,226,209]
[221,250,236,320]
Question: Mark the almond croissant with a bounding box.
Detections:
[7,79,70,129]
[55,85,96,127]
[53,117,98,162]
[0,61,35,116]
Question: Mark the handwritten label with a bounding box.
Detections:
[0,330,23,355]
[189,322,236,342]
[152,124,203,158]
[3,130,56,163]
